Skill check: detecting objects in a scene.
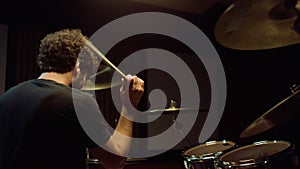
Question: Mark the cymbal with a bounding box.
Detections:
[215,0,300,50]
[80,79,121,91]
[147,107,197,113]
[240,88,300,138]
[81,65,121,91]
[146,107,207,113]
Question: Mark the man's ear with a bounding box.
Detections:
[75,61,81,74]
[75,61,88,82]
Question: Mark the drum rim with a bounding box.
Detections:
[217,140,291,167]
[182,140,236,159]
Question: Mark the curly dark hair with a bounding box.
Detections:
[37,28,99,76]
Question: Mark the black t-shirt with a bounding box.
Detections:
[0,79,111,169]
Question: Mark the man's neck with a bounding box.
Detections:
[38,72,73,86]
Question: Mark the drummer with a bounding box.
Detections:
[0,28,145,169]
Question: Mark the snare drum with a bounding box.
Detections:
[182,140,236,169]
[216,140,298,169]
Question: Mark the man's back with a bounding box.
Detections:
[0,79,93,169]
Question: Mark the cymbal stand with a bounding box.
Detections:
[287,0,300,33]
[169,100,194,148]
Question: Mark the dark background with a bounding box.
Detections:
[1,0,300,168]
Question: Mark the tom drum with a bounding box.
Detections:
[182,140,236,169]
[216,140,299,169]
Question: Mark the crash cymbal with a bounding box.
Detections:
[215,0,300,50]
[80,79,121,91]
[81,65,121,91]
[240,86,300,138]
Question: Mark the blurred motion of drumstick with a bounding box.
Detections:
[85,40,127,79]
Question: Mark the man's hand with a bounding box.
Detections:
[120,74,144,109]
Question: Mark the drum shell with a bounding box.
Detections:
[182,140,237,169]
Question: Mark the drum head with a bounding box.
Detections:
[219,140,291,166]
[184,140,236,157]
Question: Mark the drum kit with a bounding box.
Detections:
[182,139,299,169]
[182,0,300,168]
[82,0,300,168]
[180,88,300,167]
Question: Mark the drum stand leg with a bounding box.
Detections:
[171,112,195,148]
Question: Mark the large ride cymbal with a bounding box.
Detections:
[215,0,300,50]
[240,87,300,138]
